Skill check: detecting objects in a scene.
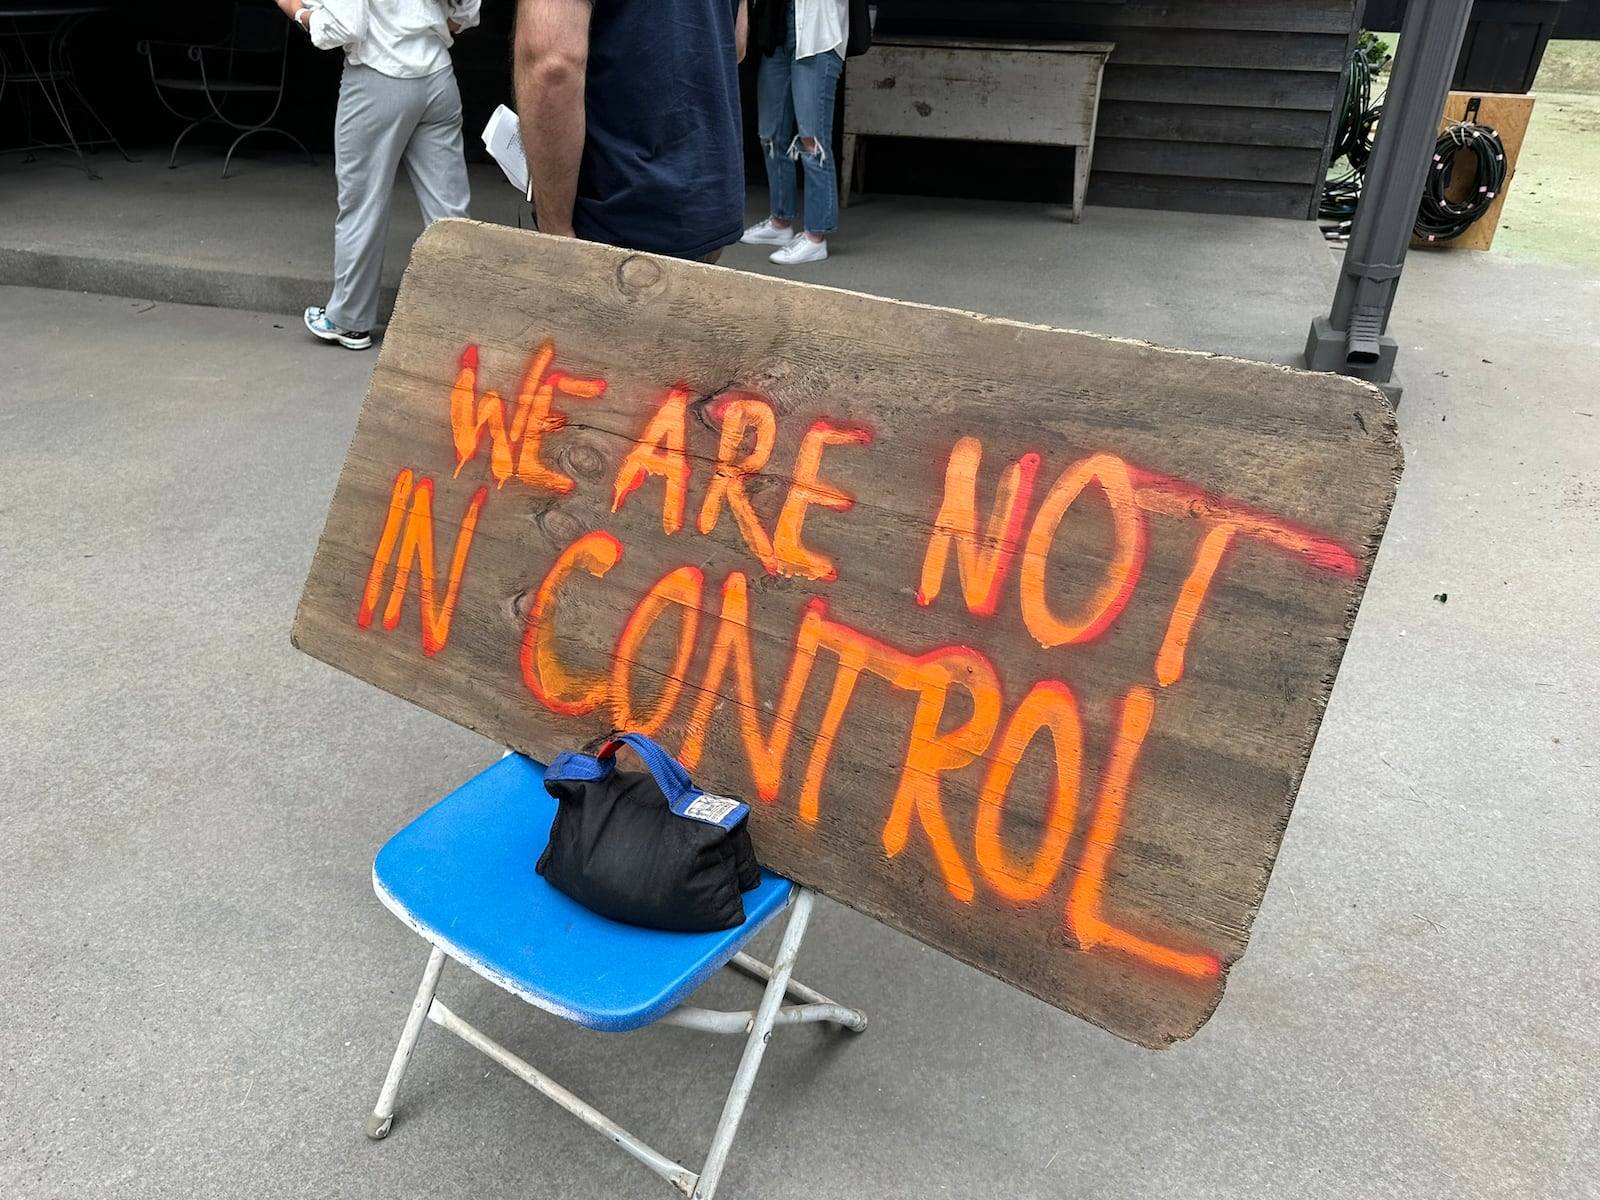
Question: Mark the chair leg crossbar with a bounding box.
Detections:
[365,889,866,1200]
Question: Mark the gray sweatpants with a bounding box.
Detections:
[325,62,470,332]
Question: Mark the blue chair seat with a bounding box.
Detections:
[373,754,796,1032]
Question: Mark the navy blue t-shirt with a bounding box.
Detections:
[576,0,745,260]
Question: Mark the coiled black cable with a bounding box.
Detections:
[1319,49,1383,233]
[1413,123,1507,243]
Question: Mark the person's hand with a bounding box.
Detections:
[273,0,298,16]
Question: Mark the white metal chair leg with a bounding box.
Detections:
[729,951,867,1028]
[364,885,865,1198]
[366,944,447,1139]
[693,889,816,1200]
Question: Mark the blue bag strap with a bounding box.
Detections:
[595,733,751,831]
[596,732,694,802]
[544,749,611,782]
[545,733,749,830]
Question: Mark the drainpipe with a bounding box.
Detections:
[1305,0,1475,400]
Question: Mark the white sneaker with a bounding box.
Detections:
[741,218,796,246]
[770,235,828,266]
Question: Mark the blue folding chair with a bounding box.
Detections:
[365,753,867,1200]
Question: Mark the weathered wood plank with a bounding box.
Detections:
[292,221,1401,1048]
[871,25,1350,72]
[1088,172,1316,218]
[845,42,1109,146]
[864,1,1357,216]
[879,1,1358,36]
[1091,139,1325,184]
[1096,101,1332,149]
[1099,65,1342,112]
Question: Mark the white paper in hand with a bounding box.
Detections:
[482,104,531,200]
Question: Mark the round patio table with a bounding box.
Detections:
[1,3,133,176]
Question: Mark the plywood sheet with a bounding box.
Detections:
[1411,91,1536,253]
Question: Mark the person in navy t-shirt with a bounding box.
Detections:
[515,0,748,261]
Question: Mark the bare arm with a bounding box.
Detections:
[736,0,748,63]
[515,0,591,239]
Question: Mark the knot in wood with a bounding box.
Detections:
[537,508,589,547]
[616,255,665,299]
[561,441,609,482]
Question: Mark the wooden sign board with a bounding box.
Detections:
[293,220,1400,1048]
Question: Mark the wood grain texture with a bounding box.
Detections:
[1099,66,1343,112]
[845,42,1109,146]
[293,222,1401,1048]
[1094,102,1332,149]
[842,39,1111,222]
[884,1,1358,36]
[1087,173,1316,219]
[869,0,1359,217]
[1091,140,1325,185]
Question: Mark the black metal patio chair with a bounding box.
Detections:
[136,1,314,178]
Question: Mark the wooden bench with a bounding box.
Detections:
[841,37,1115,222]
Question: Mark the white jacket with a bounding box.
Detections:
[307,0,481,79]
[795,0,849,60]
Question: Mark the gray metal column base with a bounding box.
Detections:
[1306,0,1472,401]
[1367,375,1404,406]
[1305,315,1400,380]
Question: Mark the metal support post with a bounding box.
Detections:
[1306,0,1475,396]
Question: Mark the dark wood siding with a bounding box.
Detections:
[869,1,1360,218]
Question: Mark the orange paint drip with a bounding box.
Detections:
[796,633,871,827]
[678,577,821,802]
[612,387,692,534]
[794,610,998,904]
[974,680,1083,903]
[918,439,1041,617]
[519,531,622,715]
[1154,522,1237,687]
[1018,453,1147,648]
[877,647,1000,904]
[507,340,556,443]
[366,474,487,657]
[772,421,874,582]
[698,397,781,575]
[450,340,604,494]
[447,346,516,486]
[359,468,416,629]
[1065,686,1221,980]
[1132,471,1359,576]
[610,566,705,735]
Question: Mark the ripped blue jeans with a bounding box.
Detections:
[755,5,844,236]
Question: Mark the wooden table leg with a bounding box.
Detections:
[1072,143,1090,224]
[840,133,858,208]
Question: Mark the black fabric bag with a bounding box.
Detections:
[753,0,873,58]
[537,733,761,933]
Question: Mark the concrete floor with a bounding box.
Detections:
[0,152,1334,366]
[1,160,1598,1199]
[1492,90,1600,271]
